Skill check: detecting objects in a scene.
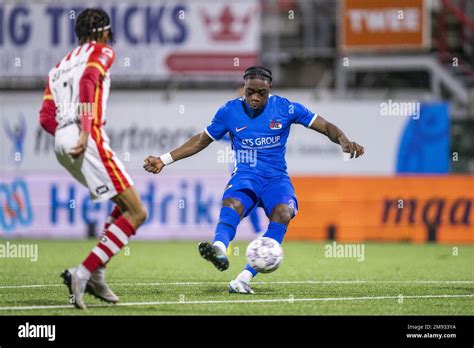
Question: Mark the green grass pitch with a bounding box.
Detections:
[0,240,473,315]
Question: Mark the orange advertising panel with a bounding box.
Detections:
[341,0,428,50]
[288,176,474,244]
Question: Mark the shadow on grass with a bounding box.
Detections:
[201,286,228,294]
[251,287,279,296]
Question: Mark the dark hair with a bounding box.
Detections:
[243,66,272,84]
[75,8,114,45]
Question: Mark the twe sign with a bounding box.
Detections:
[341,0,429,51]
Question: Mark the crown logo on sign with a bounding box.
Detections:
[200,6,251,41]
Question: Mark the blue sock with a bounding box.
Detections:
[263,221,287,244]
[213,207,241,249]
[245,264,258,276]
[243,222,288,278]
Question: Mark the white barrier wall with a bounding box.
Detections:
[0,90,407,175]
[2,89,449,239]
[1,172,264,240]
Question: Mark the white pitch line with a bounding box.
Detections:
[252,280,474,285]
[0,284,63,289]
[0,280,474,290]
[0,294,472,311]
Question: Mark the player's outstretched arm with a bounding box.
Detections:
[143,131,214,174]
[310,115,364,159]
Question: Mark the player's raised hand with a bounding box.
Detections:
[143,156,165,174]
[69,131,89,158]
[339,137,364,158]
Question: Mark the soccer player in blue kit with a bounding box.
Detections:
[144,67,364,294]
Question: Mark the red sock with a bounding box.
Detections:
[100,206,122,268]
[82,216,135,273]
[104,206,122,231]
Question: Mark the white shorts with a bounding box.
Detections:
[54,123,134,202]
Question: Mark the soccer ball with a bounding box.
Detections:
[246,237,283,273]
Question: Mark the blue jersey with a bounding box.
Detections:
[205,95,317,177]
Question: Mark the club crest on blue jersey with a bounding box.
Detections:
[269,120,282,130]
[205,95,316,176]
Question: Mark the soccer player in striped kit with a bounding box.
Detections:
[39,9,148,309]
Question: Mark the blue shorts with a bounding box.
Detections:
[222,171,298,218]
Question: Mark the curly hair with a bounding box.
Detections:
[75,8,114,45]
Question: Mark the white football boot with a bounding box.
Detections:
[60,268,88,309]
[228,280,255,294]
[85,266,119,303]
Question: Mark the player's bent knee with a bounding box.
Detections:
[127,204,148,229]
[270,205,293,225]
[135,204,148,226]
[222,198,244,216]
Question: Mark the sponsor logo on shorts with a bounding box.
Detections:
[96,185,109,195]
[288,199,295,211]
